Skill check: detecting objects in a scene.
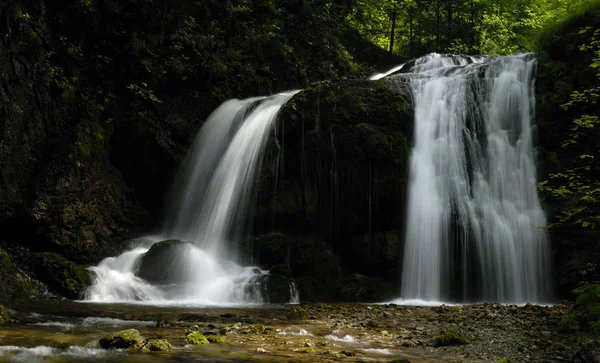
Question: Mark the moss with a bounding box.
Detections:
[0,305,15,324]
[430,330,469,347]
[294,347,316,353]
[206,335,227,344]
[186,332,209,345]
[497,358,514,363]
[253,324,266,334]
[99,329,144,349]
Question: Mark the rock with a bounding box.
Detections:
[137,240,193,284]
[340,273,399,302]
[33,252,90,299]
[389,359,411,363]
[256,348,267,353]
[141,339,172,352]
[186,332,209,345]
[256,273,296,304]
[430,330,469,347]
[206,335,227,344]
[0,249,36,303]
[0,305,15,324]
[99,329,145,350]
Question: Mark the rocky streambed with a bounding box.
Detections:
[0,300,596,362]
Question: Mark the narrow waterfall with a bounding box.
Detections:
[84,91,299,305]
[382,53,551,304]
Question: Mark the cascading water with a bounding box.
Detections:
[376,53,551,304]
[85,91,300,305]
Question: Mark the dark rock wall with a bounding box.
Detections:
[252,80,413,294]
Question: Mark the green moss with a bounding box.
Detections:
[186,332,209,345]
[430,330,469,347]
[294,347,316,353]
[0,305,15,324]
[253,324,266,334]
[206,335,226,344]
[498,358,514,363]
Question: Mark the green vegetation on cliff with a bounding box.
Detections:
[536,4,600,296]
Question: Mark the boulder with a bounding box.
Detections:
[99,329,145,350]
[141,339,172,352]
[137,240,192,285]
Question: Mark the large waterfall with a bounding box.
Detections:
[379,53,551,304]
[84,91,299,305]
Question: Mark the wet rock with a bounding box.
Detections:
[137,240,192,284]
[0,305,15,324]
[255,273,296,304]
[0,249,36,303]
[99,329,144,350]
[33,252,89,300]
[141,339,172,352]
[430,330,469,347]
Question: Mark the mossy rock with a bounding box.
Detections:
[0,305,15,324]
[206,335,226,344]
[33,252,89,300]
[0,249,35,303]
[99,329,144,350]
[137,240,192,284]
[141,339,172,352]
[497,358,514,363]
[430,330,469,347]
[186,331,209,345]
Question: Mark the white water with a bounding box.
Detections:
[382,53,550,304]
[85,91,299,305]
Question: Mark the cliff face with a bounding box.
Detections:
[0,0,390,301]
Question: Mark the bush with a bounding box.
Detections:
[560,282,600,333]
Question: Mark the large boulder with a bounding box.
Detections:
[99,329,145,350]
[136,240,193,285]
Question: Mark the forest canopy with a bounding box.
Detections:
[347,0,600,56]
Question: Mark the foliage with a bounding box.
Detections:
[348,0,600,56]
[538,24,600,230]
[559,282,600,333]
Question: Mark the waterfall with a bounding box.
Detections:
[85,91,299,305]
[379,53,551,304]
